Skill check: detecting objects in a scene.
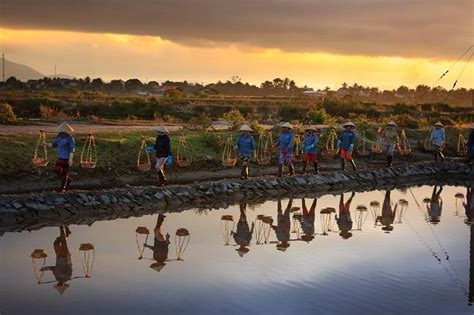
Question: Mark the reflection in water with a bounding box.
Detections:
[427,186,444,224]
[320,207,336,236]
[354,204,368,231]
[376,190,397,232]
[299,198,316,242]
[136,214,191,271]
[220,214,234,246]
[231,203,254,257]
[255,214,273,245]
[13,185,473,313]
[336,192,355,239]
[31,225,94,294]
[467,184,474,305]
[369,200,381,227]
[397,199,408,224]
[175,228,190,261]
[272,199,292,251]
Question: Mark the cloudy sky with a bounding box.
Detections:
[0,0,472,89]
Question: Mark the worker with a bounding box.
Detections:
[49,122,76,193]
[144,214,170,272]
[40,225,73,294]
[430,122,446,162]
[427,186,443,224]
[300,198,317,242]
[235,124,256,180]
[337,122,357,172]
[336,192,355,239]
[467,124,474,165]
[376,190,397,232]
[302,126,319,174]
[146,126,172,186]
[231,203,255,257]
[274,122,295,177]
[383,121,400,168]
[272,198,293,251]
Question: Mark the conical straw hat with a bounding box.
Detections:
[239,124,253,132]
[281,122,293,129]
[387,121,397,126]
[305,125,317,131]
[150,262,166,272]
[434,121,444,127]
[53,283,70,295]
[57,122,74,133]
[156,126,170,133]
[343,122,356,128]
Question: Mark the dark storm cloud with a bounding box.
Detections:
[1,0,472,58]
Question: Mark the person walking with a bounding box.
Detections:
[146,126,171,186]
[430,122,446,162]
[467,124,474,165]
[302,126,319,174]
[274,122,295,177]
[383,121,400,168]
[337,122,357,172]
[236,124,256,180]
[428,186,443,224]
[50,122,76,192]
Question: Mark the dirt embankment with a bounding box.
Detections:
[0,151,441,195]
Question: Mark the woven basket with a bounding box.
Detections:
[32,158,49,167]
[371,146,383,154]
[177,159,192,167]
[137,163,151,172]
[221,215,234,221]
[176,228,190,236]
[324,149,338,156]
[222,158,237,167]
[358,150,370,157]
[80,161,97,169]
[136,226,150,234]
[79,243,95,251]
[399,149,412,156]
[31,249,47,259]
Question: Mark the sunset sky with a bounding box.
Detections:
[0,0,472,89]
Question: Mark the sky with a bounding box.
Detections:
[0,0,472,89]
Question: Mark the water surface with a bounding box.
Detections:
[1,185,473,314]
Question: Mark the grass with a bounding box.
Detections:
[0,127,470,178]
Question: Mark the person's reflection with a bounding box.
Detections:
[465,185,474,223]
[428,186,443,224]
[376,190,397,232]
[144,214,170,272]
[465,184,474,306]
[40,225,72,294]
[336,192,354,239]
[231,203,255,257]
[272,198,292,251]
[300,198,317,242]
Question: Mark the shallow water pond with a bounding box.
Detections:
[1,185,473,314]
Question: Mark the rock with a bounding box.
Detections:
[78,193,89,203]
[100,195,111,204]
[12,202,23,210]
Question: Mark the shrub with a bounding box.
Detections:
[0,103,17,124]
[306,108,329,124]
[222,109,245,128]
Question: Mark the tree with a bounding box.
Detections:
[108,79,124,92]
[0,103,17,124]
[91,78,104,90]
[124,78,143,91]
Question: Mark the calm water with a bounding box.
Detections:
[1,185,473,315]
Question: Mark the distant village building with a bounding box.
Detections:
[302,89,326,97]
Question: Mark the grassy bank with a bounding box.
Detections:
[0,126,470,179]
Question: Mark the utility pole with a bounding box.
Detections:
[2,53,4,82]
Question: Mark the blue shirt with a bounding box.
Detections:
[276,131,294,154]
[430,128,445,146]
[53,133,75,160]
[340,130,356,150]
[303,134,319,153]
[236,135,256,157]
